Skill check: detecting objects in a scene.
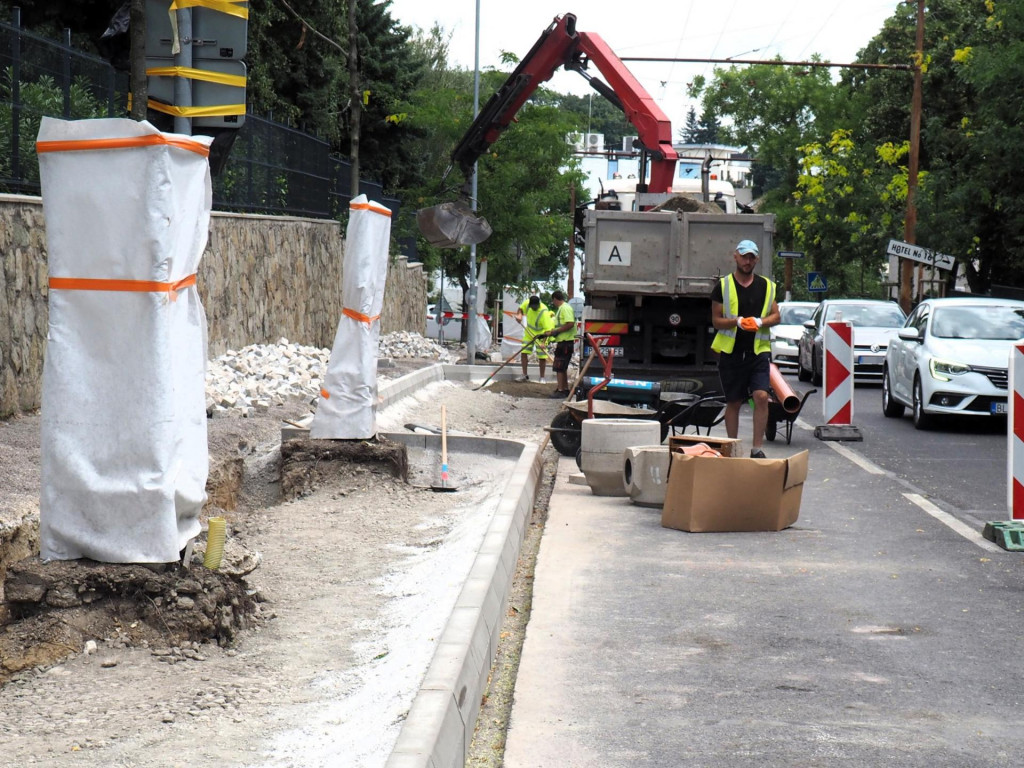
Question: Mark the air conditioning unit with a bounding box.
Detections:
[568,132,586,152]
[622,135,638,153]
[585,132,604,153]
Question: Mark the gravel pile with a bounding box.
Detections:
[205,333,456,418]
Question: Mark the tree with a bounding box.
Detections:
[690,60,839,201]
[679,106,700,143]
[556,90,626,148]
[694,105,720,144]
[790,130,912,297]
[844,0,1024,293]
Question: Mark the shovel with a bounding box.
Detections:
[431,404,458,492]
[472,322,547,391]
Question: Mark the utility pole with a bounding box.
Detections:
[129,0,147,120]
[466,0,481,365]
[348,0,360,200]
[900,0,925,314]
[567,183,576,299]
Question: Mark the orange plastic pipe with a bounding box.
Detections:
[769,363,801,413]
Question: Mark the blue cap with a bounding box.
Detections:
[736,239,759,256]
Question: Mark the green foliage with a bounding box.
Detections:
[679,106,700,143]
[691,60,839,198]
[790,129,911,297]
[246,0,347,141]
[925,0,1024,291]
[0,69,111,192]
[557,91,623,146]
[399,55,586,307]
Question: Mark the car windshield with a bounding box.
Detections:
[931,305,1024,340]
[780,305,814,325]
[824,303,905,328]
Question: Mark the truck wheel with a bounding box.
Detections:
[549,410,582,456]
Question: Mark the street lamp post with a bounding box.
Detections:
[466,0,481,365]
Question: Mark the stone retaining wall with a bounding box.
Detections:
[0,195,427,419]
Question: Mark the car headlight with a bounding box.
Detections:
[929,357,971,381]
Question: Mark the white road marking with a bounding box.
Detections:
[825,441,886,475]
[903,493,1004,552]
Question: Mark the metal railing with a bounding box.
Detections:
[1,12,399,220]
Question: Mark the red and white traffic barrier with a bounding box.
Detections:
[429,310,492,321]
[823,320,854,425]
[1008,344,1024,519]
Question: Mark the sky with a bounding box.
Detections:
[386,0,907,133]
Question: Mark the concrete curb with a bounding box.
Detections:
[376,365,546,767]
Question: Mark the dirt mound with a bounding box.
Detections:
[651,194,724,214]
[0,555,260,684]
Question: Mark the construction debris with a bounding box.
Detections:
[205,333,456,418]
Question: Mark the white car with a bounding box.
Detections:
[882,296,1024,429]
[771,301,816,371]
[797,299,907,385]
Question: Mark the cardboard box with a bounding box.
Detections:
[661,450,809,532]
[668,434,743,458]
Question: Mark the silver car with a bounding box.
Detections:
[797,299,907,385]
[771,301,817,370]
[882,296,1024,429]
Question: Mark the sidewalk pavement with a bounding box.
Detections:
[504,425,1024,768]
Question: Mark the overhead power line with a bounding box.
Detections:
[620,56,911,72]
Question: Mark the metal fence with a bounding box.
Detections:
[0,12,399,220]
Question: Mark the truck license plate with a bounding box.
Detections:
[584,345,624,357]
[991,401,1008,415]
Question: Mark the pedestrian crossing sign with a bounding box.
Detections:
[807,272,828,292]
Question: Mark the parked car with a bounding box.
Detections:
[771,301,817,371]
[882,296,1024,429]
[797,299,907,385]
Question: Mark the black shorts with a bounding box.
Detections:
[552,340,574,372]
[717,350,771,403]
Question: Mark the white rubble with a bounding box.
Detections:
[204,333,458,417]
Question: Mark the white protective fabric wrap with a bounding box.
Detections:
[37,117,213,563]
[310,195,392,439]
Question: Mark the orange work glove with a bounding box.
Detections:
[738,316,762,332]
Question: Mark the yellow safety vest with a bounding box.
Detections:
[552,302,576,342]
[711,274,775,354]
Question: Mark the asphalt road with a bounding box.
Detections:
[504,378,1024,767]
[846,383,1009,517]
[776,377,1009,518]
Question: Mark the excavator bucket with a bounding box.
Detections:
[416,201,492,248]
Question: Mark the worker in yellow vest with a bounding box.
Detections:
[540,290,577,398]
[514,295,553,383]
[710,240,780,458]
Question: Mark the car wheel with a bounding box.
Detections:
[797,355,811,382]
[882,367,905,418]
[811,351,822,386]
[912,376,932,430]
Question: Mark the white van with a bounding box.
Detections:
[597,176,738,214]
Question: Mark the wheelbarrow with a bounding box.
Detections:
[546,393,727,458]
[764,363,817,445]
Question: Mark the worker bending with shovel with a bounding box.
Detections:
[540,290,577,399]
[514,294,554,383]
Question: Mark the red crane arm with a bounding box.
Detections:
[450,13,677,194]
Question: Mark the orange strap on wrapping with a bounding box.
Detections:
[343,307,380,325]
[36,134,210,158]
[349,201,392,217]
[49,274,198,297]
